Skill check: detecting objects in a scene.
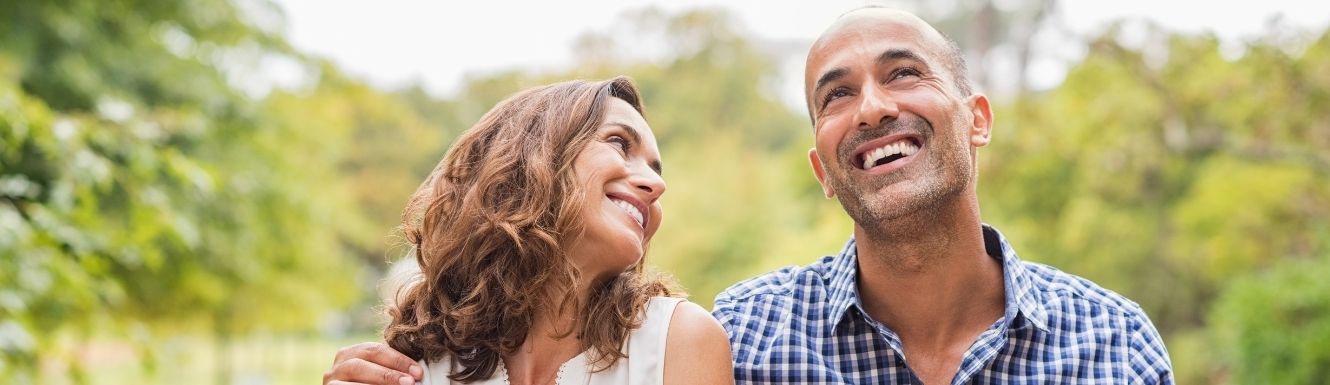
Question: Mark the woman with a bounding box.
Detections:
[374,77,732,385]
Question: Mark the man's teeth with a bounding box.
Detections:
[862,140,920,170]
[611,198,644,227]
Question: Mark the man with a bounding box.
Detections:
[324,7,1172,385]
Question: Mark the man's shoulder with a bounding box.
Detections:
[1018,259,1151,323]
[1016,260,1174,380]
[713,255,837,305]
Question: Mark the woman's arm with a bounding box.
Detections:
[663,301,735,385]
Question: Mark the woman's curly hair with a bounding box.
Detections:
[383,76,677,382]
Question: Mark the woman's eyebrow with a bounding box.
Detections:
[604,121,661,175]
[605,121,643,143]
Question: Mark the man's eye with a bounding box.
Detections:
[892,67,922,80]
[823,88,851,105]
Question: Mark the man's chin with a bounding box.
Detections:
[838,196,909,225]
[841,187,947,224]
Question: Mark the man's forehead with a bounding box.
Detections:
[811,10,945,62]
[805,10,946,86]
[802,9,950,118]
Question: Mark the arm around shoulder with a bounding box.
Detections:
[664,301,734,385]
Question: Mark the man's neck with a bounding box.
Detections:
[853,196,1005,351]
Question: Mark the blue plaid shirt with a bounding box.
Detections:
[712,225,1173,384]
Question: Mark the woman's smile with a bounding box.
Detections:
[606,193,647,231]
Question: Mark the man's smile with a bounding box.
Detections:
[850,133,925,174]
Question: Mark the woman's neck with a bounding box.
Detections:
[503,284,589,385]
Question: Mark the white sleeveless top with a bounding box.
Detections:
[417,297,685,385]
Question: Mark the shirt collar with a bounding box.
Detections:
[985,225,1051,332]
[823,224,1051,333]
[824,236,861,325]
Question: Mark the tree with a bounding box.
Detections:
[983,23,1330,384]
[0,1,375,383]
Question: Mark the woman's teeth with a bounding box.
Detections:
[610,198,644,227]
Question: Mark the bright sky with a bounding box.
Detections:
[270,0,1330,107]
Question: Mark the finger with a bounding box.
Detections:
[335,343,422,380]
[327,358,416,385]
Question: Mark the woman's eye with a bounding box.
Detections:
[608,136,630,152]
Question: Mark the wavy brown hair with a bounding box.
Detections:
[383,76,677,382]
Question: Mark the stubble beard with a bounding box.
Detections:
[825,116,974,241]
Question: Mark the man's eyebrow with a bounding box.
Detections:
[814,49,928,97]
[606,121,662,175]
[878,48,928,67]
[812,67,849,100]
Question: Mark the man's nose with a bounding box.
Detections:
[855,84,899,130]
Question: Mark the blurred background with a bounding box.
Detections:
[2,0,1328,384]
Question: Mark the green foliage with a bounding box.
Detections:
[983,24,1330,383]
[0,1,440,382]
[1211,255,1330,385]
[261,65,447,261]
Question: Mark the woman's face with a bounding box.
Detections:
[565,98,666,280]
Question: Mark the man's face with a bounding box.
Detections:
[804,9,991,230]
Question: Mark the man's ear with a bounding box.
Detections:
[808,148,835,198]
[967,93,993,147]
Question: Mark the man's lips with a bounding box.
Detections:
[851,133,924,172]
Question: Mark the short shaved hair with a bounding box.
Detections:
[841,5,973,97]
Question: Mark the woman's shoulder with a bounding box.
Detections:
[657,298,727,351]
[642,296,686,316]
[657,298,734,385]
[629,297,728,361]
[417,355,508,385]
[636,296,722,339]
[417,356,453,385]
[628,296,686,347]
